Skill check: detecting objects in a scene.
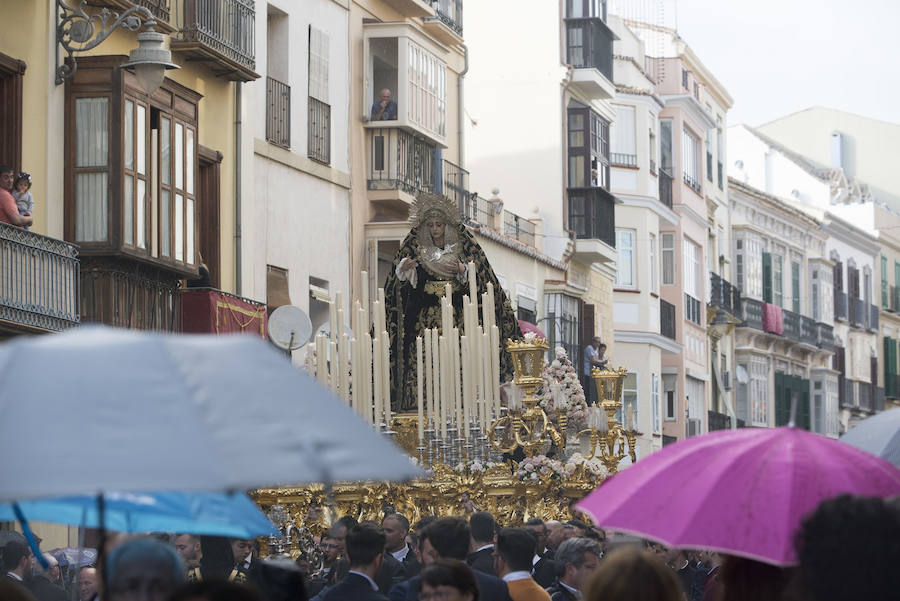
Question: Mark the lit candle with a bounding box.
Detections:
[316,334,327,384]
[417,336,424,442]
[329,299,338,343]
[425,329,433,429]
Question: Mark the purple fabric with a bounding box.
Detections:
[763,302,783,334]
[575,427,900,565]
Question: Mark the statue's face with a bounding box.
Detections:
[427,219,446,244]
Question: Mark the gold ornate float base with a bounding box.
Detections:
[252,415,600,536]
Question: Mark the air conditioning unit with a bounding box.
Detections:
[723,371,733,390]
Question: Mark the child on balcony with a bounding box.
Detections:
[13,172,33,231]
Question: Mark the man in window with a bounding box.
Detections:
[583,337,607,405]
[371,89,398,121]
[0,166,32,228]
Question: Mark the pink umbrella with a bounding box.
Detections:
[518,320,545,338]
[575,426,900,565]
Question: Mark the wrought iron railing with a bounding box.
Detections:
[683,172,701,194]
[741,297,763,330]
[800,315,817,346]
[816,322,834,351]
[177,0,256,71]
[782,308,801,341]
[858,381,873,412]
[503,211,536,248]
[709,272,740,317]
[459,193,494,229]
[442,159,470,213]
[685,293,702,325]
[105,0,170,21]
[658,168,673,208]
[567,187,615,247]
[868,304,879,332]
[850,297,865,327]
[431,0,463,36]
[368,128,437,196]
[660,298,676,340]
[876,386,886,412]
[565,17,614,81]
[308,97,331,164]
[834,290,848,321]
[0,223,80,332]
[265,76,290,149]
[611,153,637,167]
[708,410,744,431]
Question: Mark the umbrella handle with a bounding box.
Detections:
[11,504,49,570]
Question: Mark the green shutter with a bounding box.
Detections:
[885,338,894,398]
[792,262,801,313]
[797,377,811,431]
[762,252,772,304]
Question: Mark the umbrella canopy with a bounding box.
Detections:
[0,326,421,503]
[517,320,546,339]
[841,407,900,468]
[48,548,97,568]
[575,427,900,565]
[0,492,278,539]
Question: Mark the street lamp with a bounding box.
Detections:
[56,0,179,95]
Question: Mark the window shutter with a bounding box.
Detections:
[762,252,772,304]
[308,26,329,103]
[792,262,800,313]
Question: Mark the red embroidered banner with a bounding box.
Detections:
[181,289,268,339]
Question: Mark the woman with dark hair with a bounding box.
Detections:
[583,548,681,601]
[418,559,480,601]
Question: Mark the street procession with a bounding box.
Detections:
[2,1,900,600]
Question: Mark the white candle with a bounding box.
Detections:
[372,300,381,337]
[361,271,369,333]
[467,261,477,302]
[340,332,350,403]
[417,336,424,442]
[373,335,382,426]
[439,335,448,439]
[316,334,327,384]
[363,332,373,424]
[382,334,391,424]
[329,299,338,343]
[452,328,462,432]
[425,329,434,431]
[431,328,440,431]
[329,340,338,393]
[461,334,470,439]
[491,325,501,417]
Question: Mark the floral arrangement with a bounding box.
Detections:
[409,455,434,479]
[539,346,588,427]
[564,453,608,484]
[514,455,574,481]
[453,459,497,474]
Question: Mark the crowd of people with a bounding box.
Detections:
[2,493,900,601]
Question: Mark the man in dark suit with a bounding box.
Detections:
[467,512,496,576]
[30,554,66,601]
[382,513,420,578]
[322,524,389,601]
[388,517,512,601]
[3,541,35,597]
[544,537,601,601]
[525,518,557,588]
[668,548,702,601]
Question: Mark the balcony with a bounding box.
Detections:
[568,187,616,263]
[459,193,494,229]
[850,297,865,328]
[565,18,617,99]
[890,286,899,312]
[661,298,676,340]
[367,127,438,209]
[503,211,536,248]
[858,381,873,412]
[422,0,463,45]
[380,0,435,17]
[740,297,763,330]
[265,76,290,149]
[839,377,854,409]
[658,169,673,209]
[441,159,470,214]
[100,0,171,23]
[782,309,801,341]
[611,153,637,168]
[800,315,817,346]
[816,322,835,351]
[683,171,702,195]
[708,410,744,432]
[868,304,879,332]
[170,0,259,82]
[709,272,740,318]
[181,288,267,339]
[834,291,848,321]
[0,223,80,334]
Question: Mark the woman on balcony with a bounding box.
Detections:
[384,191,521,413]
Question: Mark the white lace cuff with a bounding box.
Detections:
[396,258,418,289]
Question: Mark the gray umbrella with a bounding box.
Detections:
[0,326,420,503]
[841,407,900,468]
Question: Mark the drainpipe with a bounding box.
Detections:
[458,43,469,167]
[234,81,243,296]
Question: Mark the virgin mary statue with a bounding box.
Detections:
[384,192,522,413]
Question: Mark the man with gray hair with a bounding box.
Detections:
[382,513,420,577]
[545,537,602,601]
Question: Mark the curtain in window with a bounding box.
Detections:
[309,26,330,103]
[75,98,109,242]
[611,105,635,156]
[682,130,699,184]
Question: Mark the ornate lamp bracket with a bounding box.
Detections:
[56,0,156,84]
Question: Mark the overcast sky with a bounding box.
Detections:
[657,0,900,127]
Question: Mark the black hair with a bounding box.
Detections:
[383,513,410,531]
[2,541,29,571]
[346,523,386,567]
[525,517,544,527]
[337,516,359,531]
[419,559,480,601]
[469,511,496,544]
[421,518,470,561]
[0,166,12,176]
[496,528,536,573]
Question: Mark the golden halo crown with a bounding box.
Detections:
[409,192,460,229]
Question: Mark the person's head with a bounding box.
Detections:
[556,537,603,591]
[168,579,262,601]
[420,517,471,564]
[2,541,33,576]
[419,559,480,601]
[426,218,446,246]
[591,336,602,348]
[718,556,792,601]
[78,566,98,601]
[524,518,549,551]
[380,88,392,103]
[229,539,253,565]
[546,521,567,549]
[469,512,496,545]
[494,528,537,577]
[566,519,589,538]
[0,166,14,191]
[320,533,341,564]
[174,534,203,567]
[345,524,386,573]
[14,172,31,194]
[382,513,410,553]
[105,537,184,601]
[583,548,682,601]
[795,494,900,601]
[333,516,358,556]
[598,343,607,355]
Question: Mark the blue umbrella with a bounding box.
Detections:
[0,491,278,539]
[841,407,900,468]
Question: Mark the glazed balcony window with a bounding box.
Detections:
[364,23,447,145]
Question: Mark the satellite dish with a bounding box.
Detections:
[268,305,312,351]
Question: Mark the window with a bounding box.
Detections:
[686,376,704,435]
[762,251,784,307]
[611,105,636,166]
[792,261,801,313]
[716,118,724,190]
[706,128,713,182]
[620,373,638,429]
[662,233,675,285]
[735,238,744,292]
[663,374,677,420]
[682,129,700,191]
[568,106,610,189]
[812,270,820,321]
[566,0,607,19]
[649,128,657,172]
[750,355,769,425]
[615,229,635,287]
[0,52,25,173]
[883,254,889,308]
[308,27,331,164]
[545,293,580,370]
[649,233,657,292]
[652,373,661,434]
[74,97,110,243]
[407,40,446,137]
[517,296,537,324]
[683,238,702,323]
[659,119,673,174]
